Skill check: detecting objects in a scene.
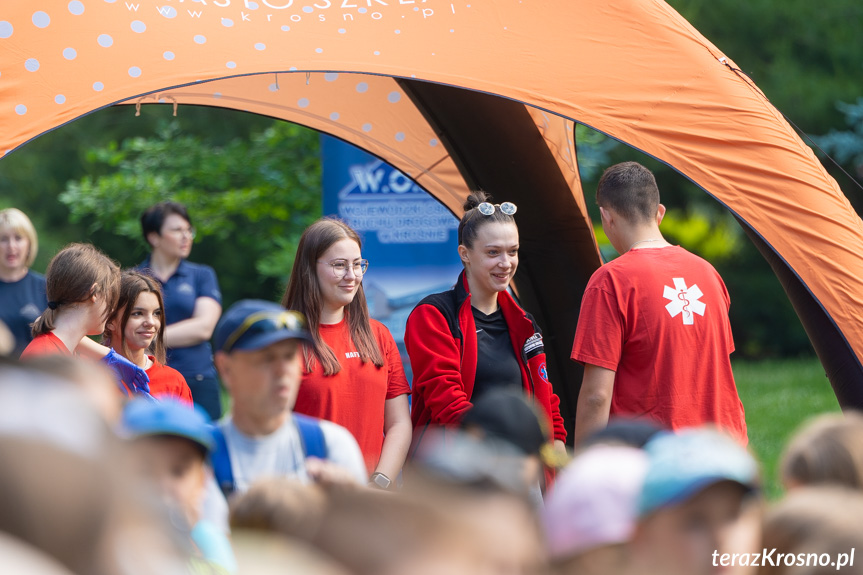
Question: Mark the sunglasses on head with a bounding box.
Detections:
[477,202,517,216]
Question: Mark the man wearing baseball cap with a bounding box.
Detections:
[211,300,366,495]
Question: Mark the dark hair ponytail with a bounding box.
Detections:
[457,190,517,249]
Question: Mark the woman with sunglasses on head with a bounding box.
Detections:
[282,218,412,489]
[139,201,223,420]
[405,191,567,486]
[103,270,193,404]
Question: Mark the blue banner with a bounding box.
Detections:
[321,135,463,378]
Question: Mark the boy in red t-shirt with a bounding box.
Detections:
[571,162,747,446]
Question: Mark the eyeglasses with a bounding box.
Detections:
[165,226,196,239]
[221,309,308,352]
[477,202,517,216]
[318,259,369,278]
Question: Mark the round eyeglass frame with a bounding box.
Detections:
[318,259,370,278]
[477,201,517,216]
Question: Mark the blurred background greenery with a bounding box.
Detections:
[0,2,860,474]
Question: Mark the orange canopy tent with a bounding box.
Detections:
[2,1,861,431]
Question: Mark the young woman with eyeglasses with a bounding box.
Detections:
[405,191,567,487]
[139,201,223,420]
[282,218,412,489]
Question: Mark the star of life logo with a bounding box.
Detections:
[663,277,706,325]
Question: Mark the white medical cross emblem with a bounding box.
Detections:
[663,278,706,325]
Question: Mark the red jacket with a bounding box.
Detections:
[405,272,567,448]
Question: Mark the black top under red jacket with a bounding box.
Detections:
[405,271,567,449]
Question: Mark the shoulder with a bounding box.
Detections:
[181,260,218,278]
[411,288,458,320]
[317,418,359,446]
[369,318,396,341]
[148,360,185,380]
[26,270,46,283]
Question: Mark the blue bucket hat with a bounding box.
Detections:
[213,299,312,353]
[121,398,215,453]
[638,428,759,517]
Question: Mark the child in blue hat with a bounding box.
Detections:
[122,398,236,574]
[629,428,762,575]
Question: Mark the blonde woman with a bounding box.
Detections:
[0,208,46,357]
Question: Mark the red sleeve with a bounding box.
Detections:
[548,387,567,443]
[526,352,567,442]
[373,321,411,400]
[405,303,472,425]
[570,281,624,371]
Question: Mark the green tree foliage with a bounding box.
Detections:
[668,0,863,133]
[59,116,321,303]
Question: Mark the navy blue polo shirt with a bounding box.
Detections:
[139,258,222,381]
[0,270,47,358]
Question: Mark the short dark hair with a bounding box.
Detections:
[457,190,516,249]
[140,201,192,245]
[596,162,660,223]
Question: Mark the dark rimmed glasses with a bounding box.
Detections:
[318,259,370,279]
[220,309,307,352]
[477,202,517,216]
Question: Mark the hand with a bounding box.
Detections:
[102,348,151,395]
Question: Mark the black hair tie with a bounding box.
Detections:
[47,301,59,310]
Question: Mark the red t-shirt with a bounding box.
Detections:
[145,357,194,405]
[19,332,72,358]
[571,246,747,444]
[293,318,411,473]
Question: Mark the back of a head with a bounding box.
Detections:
[309,486,480,575]
[780,411,863,490]
[33,243,120,336]
[596,161,660,224]
[762,486,863,575]
[460,388,547,457]
[229,478,327,541]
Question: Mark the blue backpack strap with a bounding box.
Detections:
[210,426,235,497]
[294,413,328,460]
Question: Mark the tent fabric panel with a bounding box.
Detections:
[739,221,863,407]
[118,73,468,214]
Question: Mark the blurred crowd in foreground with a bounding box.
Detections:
[2,348,863,575]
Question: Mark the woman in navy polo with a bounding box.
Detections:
[140,201,223,420]
[0,208,47,357]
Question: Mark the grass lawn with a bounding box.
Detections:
[734,357,841,500]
